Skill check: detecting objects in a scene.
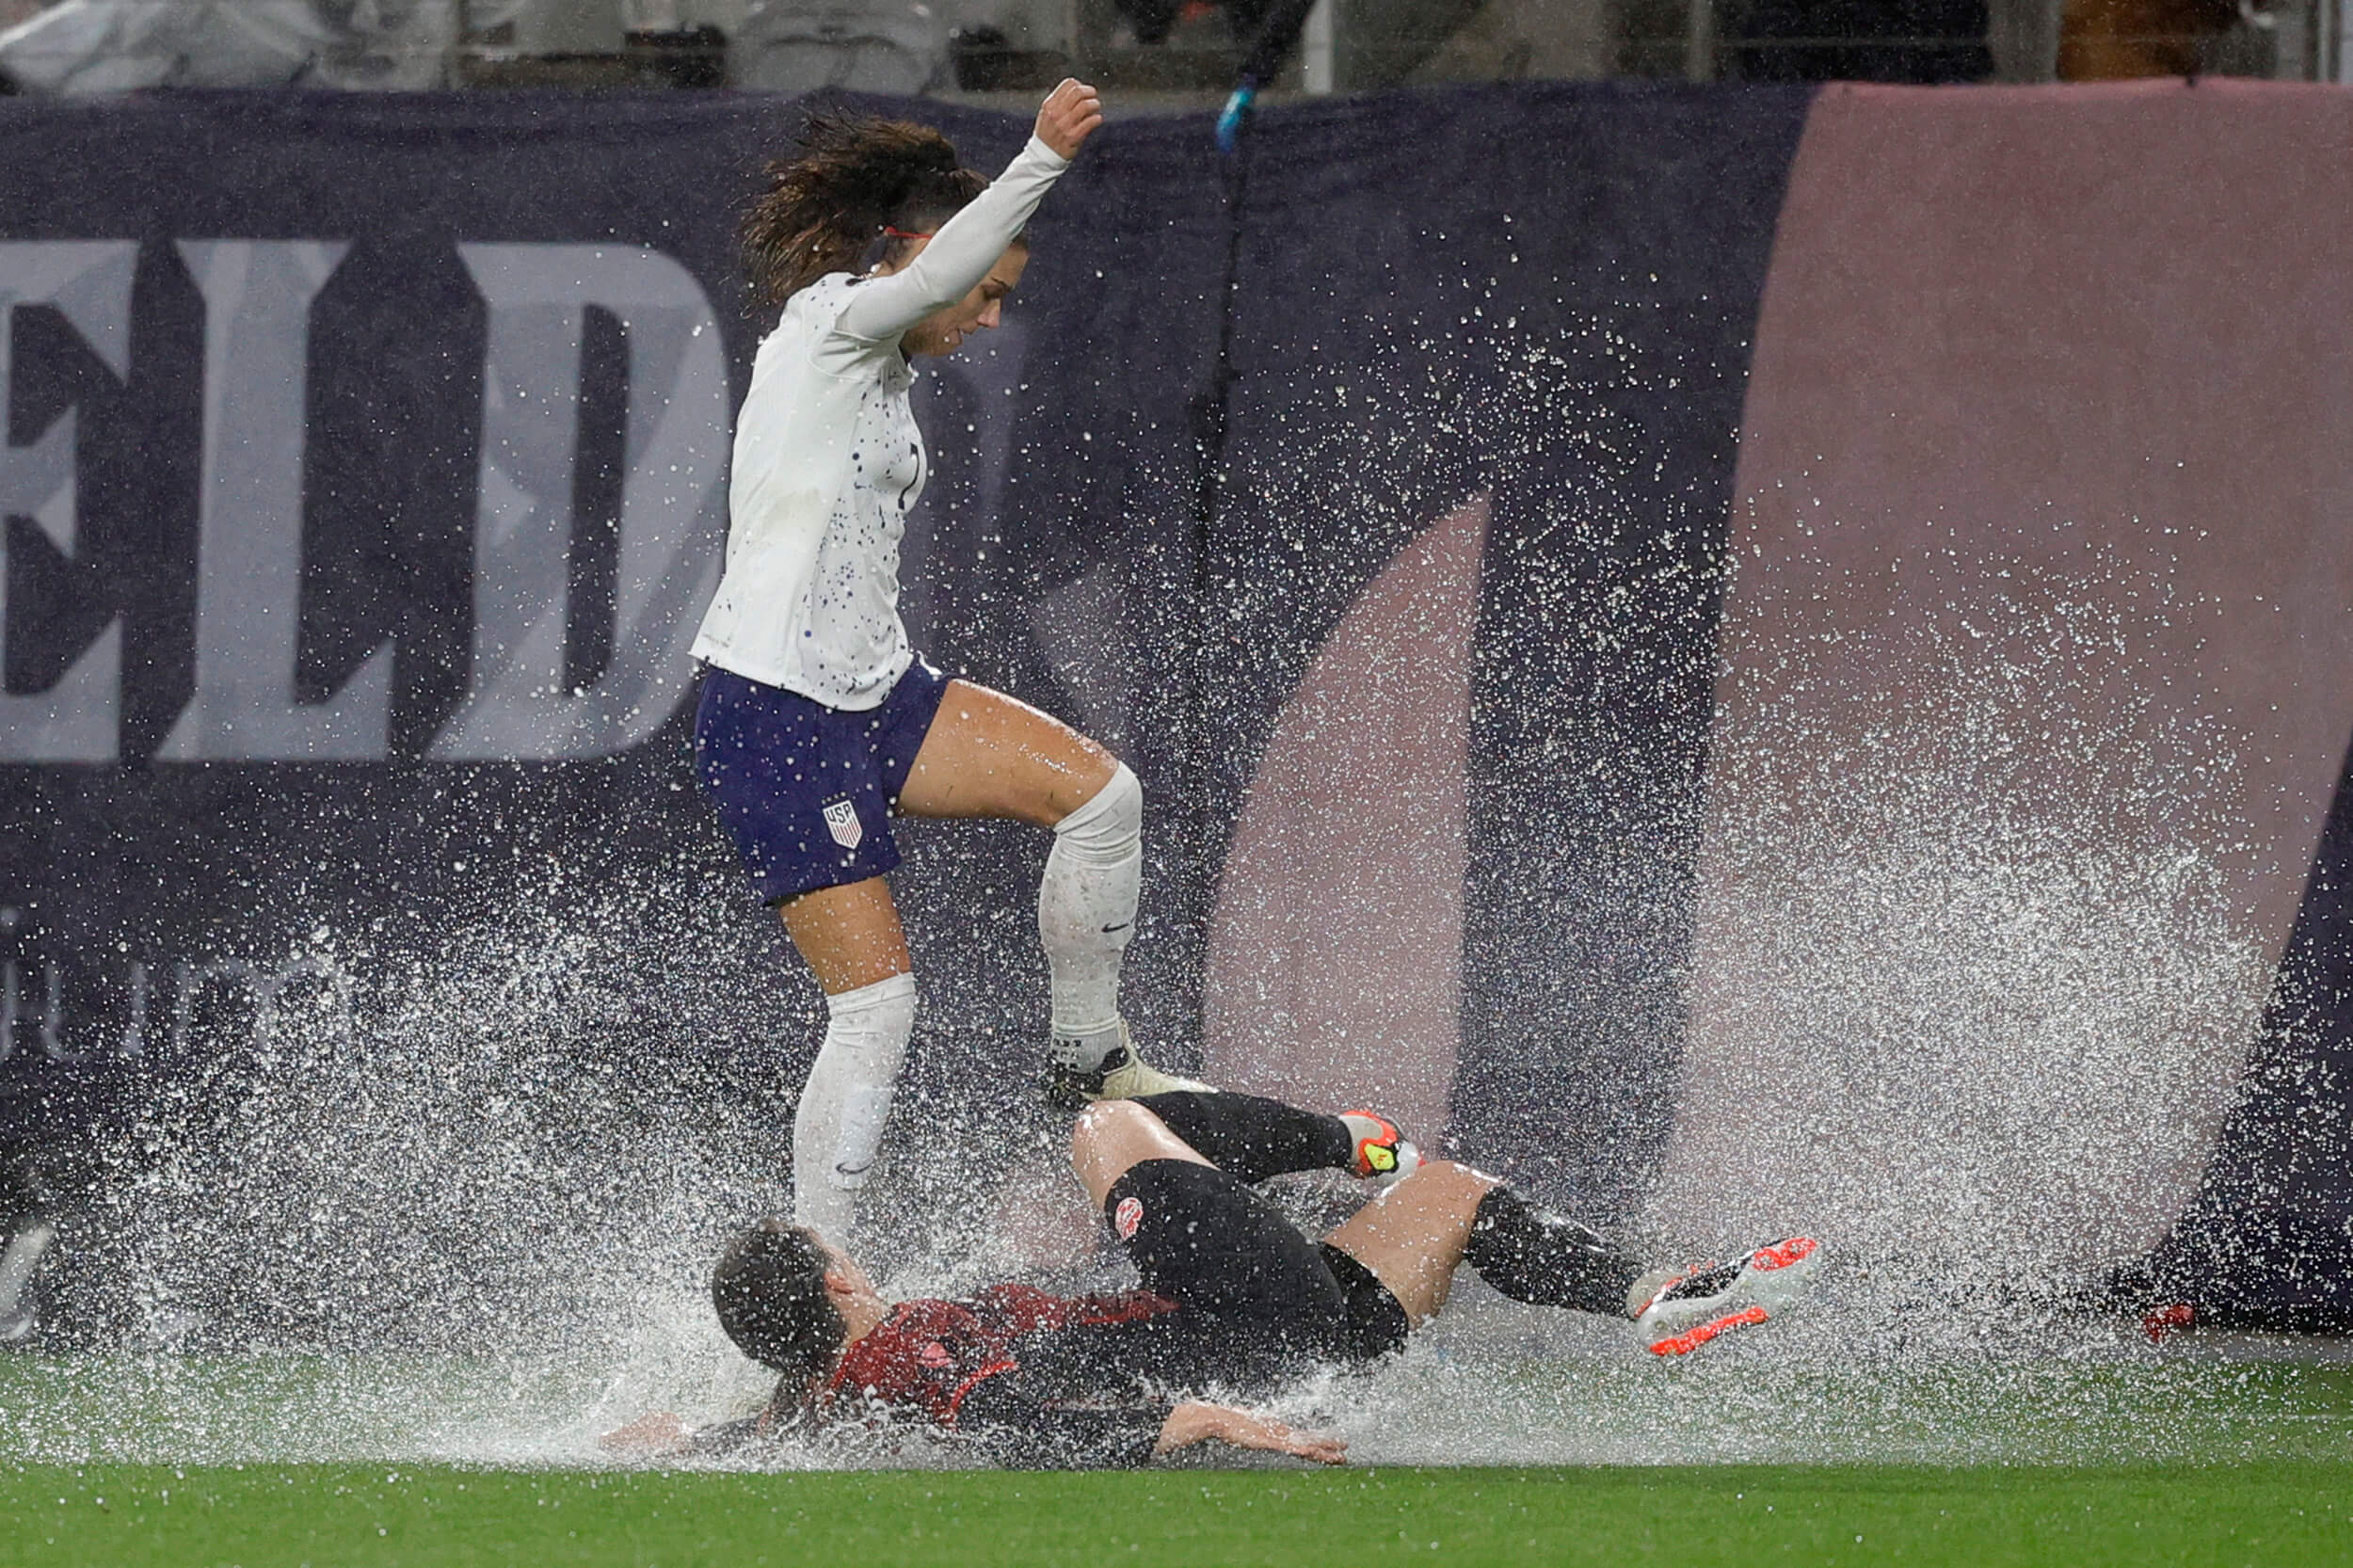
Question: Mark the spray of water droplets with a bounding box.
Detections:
[5,334,2345,1470]
[1657,539,2280,1304]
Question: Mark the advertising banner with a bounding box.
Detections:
[0,80,2345,1339]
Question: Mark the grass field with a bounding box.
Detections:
[8,1324,2353,1565]
[8,1460,2353,1567]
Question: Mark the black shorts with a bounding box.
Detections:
[1103,1159,1410,1372]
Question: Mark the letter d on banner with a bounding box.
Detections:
[429,245,727,761]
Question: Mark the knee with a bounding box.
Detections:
[1054,761,1141,847]
[821,974,918,1066]
[1402,1159,1498,1203]
[824,970,918,1029]
[1069,1098,1152,1165]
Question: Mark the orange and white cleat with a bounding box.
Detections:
[1636,1237,1822,1356]
[1337,1110,1421,1185]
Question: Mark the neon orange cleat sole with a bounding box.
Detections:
[1638,1236,1822,1356]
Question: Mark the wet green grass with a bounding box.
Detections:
[6,1345,2352,1563]
[6,1460,2352,1567]
[10,1344,2353,1468]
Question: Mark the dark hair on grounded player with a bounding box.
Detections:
[712,1218,848,1390]
[742,112,998,310]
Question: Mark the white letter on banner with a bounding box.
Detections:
[0,241,135,763]
[429,245,726,761]
[159,241,393,762]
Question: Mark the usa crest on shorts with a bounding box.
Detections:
[822,797,863,851]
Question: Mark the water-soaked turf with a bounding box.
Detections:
[8,1304,2353,1469]
[6,1330,2351,1563]
[6,1461,2352,1567]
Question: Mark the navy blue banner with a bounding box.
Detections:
[0,85,1810,1338]
[4,82,2347,1345]
[1199,84,1807,1223]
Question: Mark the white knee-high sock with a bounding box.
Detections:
[1040,763,1143,1070]
[792,971,917,1244]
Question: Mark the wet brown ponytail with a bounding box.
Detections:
[743,112,990,311]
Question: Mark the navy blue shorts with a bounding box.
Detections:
[693,660,953,904]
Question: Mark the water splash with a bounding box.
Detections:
[1,322,2335,1472]
[1660,545,2277,1287]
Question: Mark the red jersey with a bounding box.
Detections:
[821,1283,1178,1431]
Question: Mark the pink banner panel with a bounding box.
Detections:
[1657,81,2353,1273]
[1201,497,1489,1144]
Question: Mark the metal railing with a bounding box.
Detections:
[0,0,2343,95]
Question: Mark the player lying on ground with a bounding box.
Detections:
[609,1094,1821,1467]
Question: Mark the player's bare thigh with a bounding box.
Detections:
[1321,1161,1499,1327]
[777,875,913,995]
[1068,1099,1212,1207]
[896,679,1118,828]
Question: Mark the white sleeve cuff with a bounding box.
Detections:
[1020,133,1073,172]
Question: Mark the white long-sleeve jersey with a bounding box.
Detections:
[690,133,1072,709]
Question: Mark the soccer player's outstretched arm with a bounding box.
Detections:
[952,1368,1345,1469]
[831,80,1102,346]
[1153,1402,1348,1465]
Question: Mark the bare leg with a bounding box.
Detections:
[1071,1109,1641,1332]
[901,680,1153,1079]
[898,680,1116,825]
[1073,1111,1499,1329]
[774,876,919,1241]
[1321,1160,1500,1327]
[777,875,912,993]
[1069,1099,1212,1208]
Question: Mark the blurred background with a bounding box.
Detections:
[0,0,2342,99]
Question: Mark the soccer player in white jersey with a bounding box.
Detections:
[690,81,1204,1243]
